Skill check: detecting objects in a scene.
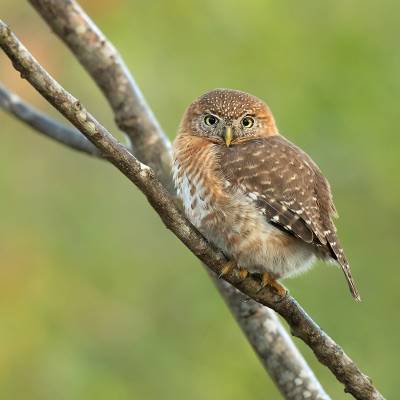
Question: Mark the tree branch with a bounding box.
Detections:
[0,21,384,400]
[0,83,101,156]
[215,279,330,399]
[19,2,333,399]
[28,0,172,190]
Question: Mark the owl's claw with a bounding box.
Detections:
[218,261,235,279]
[237,268,249,281]
[257,272,287,297]
[218,262,248,282]
[218,262,285,296]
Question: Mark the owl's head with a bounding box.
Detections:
[179,88,278,146]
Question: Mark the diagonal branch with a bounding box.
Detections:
[21,1,332,399]
[215,279,329,399]
[0,21,384,400]
[28,0,172,190]
[0,83,101,156]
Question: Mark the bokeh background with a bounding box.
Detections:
[1,1,399,399]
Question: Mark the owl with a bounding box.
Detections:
[172,88,360,301]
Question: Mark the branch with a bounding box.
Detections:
[20,2,332,399]
[216,279,330,399]
[28,0,172,190]
[0,21,384,400]
[0,83,101,156]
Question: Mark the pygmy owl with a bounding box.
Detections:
[172,88,360,301]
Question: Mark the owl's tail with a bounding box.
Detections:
[340,262,361,302]
[326,233,361,301]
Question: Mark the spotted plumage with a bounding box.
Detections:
[172,88,360,300]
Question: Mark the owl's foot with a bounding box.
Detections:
[237,268,249,281]
[258,272,286,297]
[218,261,235,279]
[218,262,249,282]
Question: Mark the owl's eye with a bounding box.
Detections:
[241,116,255,128]
[204,114,219,126]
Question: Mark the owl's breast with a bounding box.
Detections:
[172,137,273,245]
[172,152,267,251]
[172,161,213,228]
[172,136,227,229]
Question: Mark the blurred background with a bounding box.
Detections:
[0,1,399,399]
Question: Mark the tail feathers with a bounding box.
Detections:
[341,263,361,302]
[326,233,361,301]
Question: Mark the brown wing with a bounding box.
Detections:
[219,136,330,244]
[219,135,361,300]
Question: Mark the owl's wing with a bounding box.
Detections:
[219,136,336,246]
[219,135,361,301]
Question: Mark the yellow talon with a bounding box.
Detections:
[218,261,235,279]
[258,272,286,297]
[270,280,287,297]
[237,268,249,281]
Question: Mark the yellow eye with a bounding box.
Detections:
[204,114,218,126]
[241,116,255,128]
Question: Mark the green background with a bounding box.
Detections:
[1,1,398,399]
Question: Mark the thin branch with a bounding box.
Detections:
[0,83,101,156]
[22,2,332,399]
[28,0,172,190]
[0,21,384,400]
[215,279,330,400]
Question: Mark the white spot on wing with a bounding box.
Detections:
[248,192,258,200]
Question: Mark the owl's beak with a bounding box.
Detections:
[223,126,232,147]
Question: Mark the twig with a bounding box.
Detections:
[0,83,101,156]
[22,1,332,399]
[0,21,384,400]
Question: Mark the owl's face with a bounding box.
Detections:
[179,89,278,146]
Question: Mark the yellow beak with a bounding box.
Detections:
[224,126,232,147]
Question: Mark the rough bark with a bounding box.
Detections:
[0,20,384,400]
